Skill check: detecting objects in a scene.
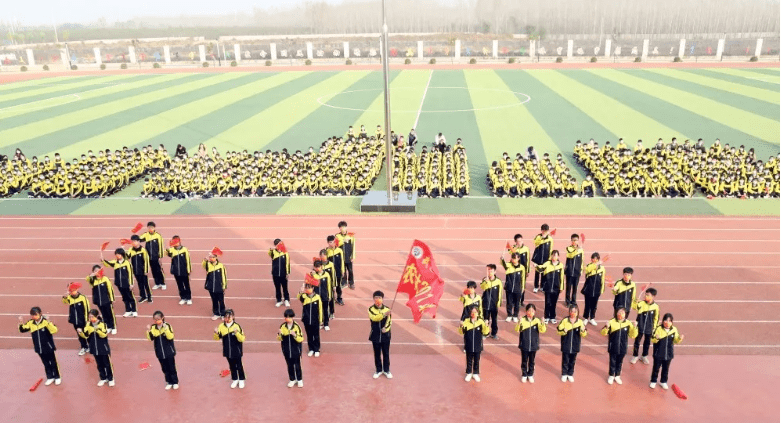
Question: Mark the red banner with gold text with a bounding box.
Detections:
[395,240,446,323]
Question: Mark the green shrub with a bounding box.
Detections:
[230,60,237,67]
[265,60,272,66]
[153,62,161,68]
[469,58,477,64]
[70,65,78,70]
[555,56,563,63]
[42,64,49,71]
[508,57,516,64]
[120,63,127,69]
[404,58,411,64]
[202,62,209,67]
[20,65,27,72]
[673,56,682,62]
[749,56,758,62]
[305,59,312,65]
[634,56,642,62]
[429,58,436,64]
[590,56,597,63]
[100,63,106,70]
[345,59,352,65]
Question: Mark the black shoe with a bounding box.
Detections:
[336,299,345,306]
[340,282,347,288]
[349,284,355,290]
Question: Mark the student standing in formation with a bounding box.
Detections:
[79,309,115,387]
[480,264,502,339]
[311,260,332,330]
[533,250,565,324]
[564,234,584,307]
[335,221,356,290]
[18,307,61,386]
[649,313,684,390]
[318,249,336,314]
[459,305,490,383]
[146,311,179,390]
[213,309,246,389]
[368,291,392,379]
[268,239,291,307]
[508,234,531,305]
[459,281,482,320]
[101,249,136,318]
[600,307,638,385]
[140,222,166,290]
[557,305,588,382]
[612,267,637,314]
[277,309,304,388]
[87,265,117,334]
[62,282,90,356]
[500,252,526,323]
[515,303,546,383]
[532,224,554,294]
[298,281,323,357]
[166,236,192,305]
[326,235,345,307]
[128,235,153,303]
[581,253,606,326]
[203,252,228,321]
[631,288,659,365]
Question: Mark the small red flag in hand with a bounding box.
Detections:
[276,242,287,253]
[305,273,320,287]
[463,288,470,295]
[131,223,143,234]
[606,275,614,289]
[100,241,110,251]
[139,362,151,371]
[68,282,82,292]
[347,232,355,237]
[639,283,651,294]
[505,242,511,250]
[120,238,131,246]
[550,228,557,236]
[672,384,688,400]
[211,247,223,256]
[169,237,180,247]
[220,369,230,378]
[602,254,611,263]
[96,268,104,278]
[580,233,586,245]
[334,238,341,248]
[29,378,43,392]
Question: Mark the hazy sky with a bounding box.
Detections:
[6,0,350,25]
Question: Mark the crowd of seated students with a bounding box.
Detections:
[487,147,581,198]
[574,137,780,199]
[389,133,470,198]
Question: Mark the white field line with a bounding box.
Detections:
[413,69,433,129]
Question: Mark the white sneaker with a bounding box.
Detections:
[179,300,186,305]
[324,326,330,331]
[528,376,535,383]
[384,372,393,379]
[615,376,623,385]
[55,378,62,385]
[78,348,87,356]
[660,383,669,390]
[533,288,538,293]
[165,384,172,390]
[630,356,639,364]
[465,374,472,382]
[544,319,549,324]
[186,300,192,305]
[98,380,107,387]
[567,376,574,382]
[108,380,115,387]
[473,374,481,382]
[297,381,303,388]
[45,379,54,386]
[314,352,320,357]
[590,319,598,326]
[123,312,132,318]
[161,285,167,290]
[132,312,138,317]
[288,380,296,388]
[173,384,179,390]
[153,285,161,290]
[373,372,382,379]
[607,376,615,385]
[230,380,239,389]
[308,351,314,357]
[561,375,567,382]
[649,382,656,389]
[641,356,649,365]
[521,376,528,383]
[513,317,519,323]
[284,301,290,307]
[551,319,558,324]
[238,380,245,389]
[212,315,220,321]
[505,317,512,322]
[111,329,117,335]
[275,302,283,308]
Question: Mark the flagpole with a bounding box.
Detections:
[388,289,400,312]
[380,0,393,206]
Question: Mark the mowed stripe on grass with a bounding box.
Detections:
[694,68,780,89]
[653,68,779,102]
[0,74,138,107]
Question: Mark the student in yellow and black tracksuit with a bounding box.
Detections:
[87,264,117,333]
[581,253,605,326]
[203,254,228,320]
[650,313,684,389]
[298,283,323,356]
[459,306,490,382]
[480,264,503,338]
[369,291,392,378]
[600,307,638,385]
[62,282,90,355]
[278,309,304,387]
[327,235,345,306]
[564,234,584,307]
[534,251,565,324]
[79,309,114,386]
[612,267,637,314]
[213,309,246,389]
[140,222,166,290]
[532,224,553,293]
[631,288,659,364]
[166,236,192,304]
[147,311,178,389]
[500,253,526,322]
[459,281,483,321]
[128,235,152,303]
[318,250,337,313]
[508,234,531,305]
[515,304,546,383]
[19,307,61,385]
[311,261,332,330]
[557,305,588,382]
[268,239,291,307]
[102,249,136,317]
[336,221,356,290]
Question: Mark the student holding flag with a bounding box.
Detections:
[311,260,332,330]
[533,250,565,324]
[480,264,502,339]
[19,306,61,386]
[581,253,606,326]
[531,224,554,293]
[101,248,136,318]
[318,249,337,315]
[277,309,304,388]
[298,275,323,357]
[62,282,90,355]
[600,307,639,385]
[500,252,526,323]
[213,309,246,389]
[166,236,192,305]
[128,235,153,304]
[368,291,392,379]
[139,222,166,290]
[87,265,117,334]
[459,305,490,382]
[508,234,531,300]
[649,313,684,390]
[612,267,637,314]
[564,234,584,307]
[146,310,179,390]
[335,221,356,290]
[268,239,290,308]
[203,248,228,321]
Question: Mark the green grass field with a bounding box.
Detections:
[1,67,779,215]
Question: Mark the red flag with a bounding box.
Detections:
[602,254,611,263]
[100,241,110,251]
[550,228,557,236]
[84,357,92,364]
[395,240,446,323]
[334,238,341,248]
[211,247,223,256]
[131,223,143,234]
[347,232,355,237]
[305,273,320,287]
[312,257,320,263]
[672,384,688,400]
[505,242,511,250]
[606,275,614,289]
[169,237,180,247]
[580,233,586,245]
[139,362,151,371]
[639,283,651,294]
[276,242,287,253]
[463,288,470,295]
[120,238,131,246]
[29,378,43,392]
[220,369,230,378]
[96,268,104,278]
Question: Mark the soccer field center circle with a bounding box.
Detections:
[316,86,532,113]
